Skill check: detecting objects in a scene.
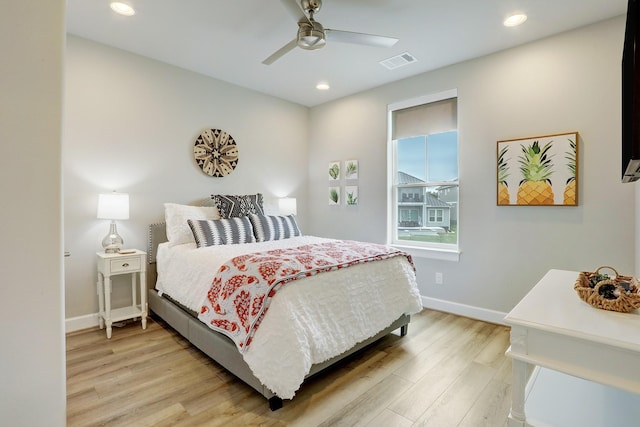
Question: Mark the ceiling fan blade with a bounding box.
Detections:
[262,39,298,65]
[279,0,310,24]
[325,29,398,48]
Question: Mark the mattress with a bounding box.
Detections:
[156,235,422,399]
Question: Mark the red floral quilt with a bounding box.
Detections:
[197,240,413,352]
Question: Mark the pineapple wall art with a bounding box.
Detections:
[497,132,578,206]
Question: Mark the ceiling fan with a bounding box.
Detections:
[262,0,399,65]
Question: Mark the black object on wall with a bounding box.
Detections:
[622,0,640,182]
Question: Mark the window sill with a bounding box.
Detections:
[391,244,460,262]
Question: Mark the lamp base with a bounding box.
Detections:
[103,245,122,254]
[102,221,124,253]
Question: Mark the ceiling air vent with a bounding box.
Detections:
[379,52,418,70]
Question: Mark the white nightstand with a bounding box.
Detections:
[96,250,147,338]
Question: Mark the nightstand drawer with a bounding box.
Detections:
[110,257,141,273]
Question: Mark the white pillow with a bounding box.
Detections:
[164,203,220,246]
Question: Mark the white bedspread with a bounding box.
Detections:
[156,236,422,399]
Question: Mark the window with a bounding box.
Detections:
[388,89,459,259]
[428,209,443,223]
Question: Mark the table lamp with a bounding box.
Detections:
[97,192,129,253]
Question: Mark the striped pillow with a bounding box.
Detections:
[248,213,301,242]
[187,217,256,247]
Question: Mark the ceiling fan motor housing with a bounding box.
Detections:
[301,0,322,14]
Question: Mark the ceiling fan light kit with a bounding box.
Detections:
[297,20,326,50]
[263,0,398,65]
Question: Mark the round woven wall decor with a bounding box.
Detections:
[193,128,239,177]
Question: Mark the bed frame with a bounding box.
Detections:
[146,223,410,410]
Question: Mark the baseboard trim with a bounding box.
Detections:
[421,296,508,325]
[66,313,100,333]
[66,298,508,333]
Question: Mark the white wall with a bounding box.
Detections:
[308,16,635,316]
[64,36,309,322]
[0,1,66,425]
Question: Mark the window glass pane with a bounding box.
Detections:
[396,186,458,244]
[397,131,458,184]
[427,130,458,182]
[397,136,426,182]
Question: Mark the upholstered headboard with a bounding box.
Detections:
[146,222,167,290]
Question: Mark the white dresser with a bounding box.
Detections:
[504,269,640,426]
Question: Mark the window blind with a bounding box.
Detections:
[392,97,457,140]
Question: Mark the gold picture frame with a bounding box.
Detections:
[497,132,578,206]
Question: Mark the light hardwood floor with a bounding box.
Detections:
[66,309,512,426]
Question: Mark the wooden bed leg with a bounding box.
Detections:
[400,324,408,337]
[268,396,283,411]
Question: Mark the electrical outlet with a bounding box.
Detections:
[435,272,443,285]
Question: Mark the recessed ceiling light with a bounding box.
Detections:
[110,2,136,16]
[316,82,330,91]
[504,13,527,27]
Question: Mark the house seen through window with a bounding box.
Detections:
[389,90,459,253]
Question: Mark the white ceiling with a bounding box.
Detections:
[66,0,628,107]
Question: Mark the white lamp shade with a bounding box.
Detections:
[97,192,130,220]
[278,197,297,216]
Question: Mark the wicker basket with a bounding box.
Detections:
[574,266,640,313]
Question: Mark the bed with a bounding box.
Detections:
[146,198,422,410]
